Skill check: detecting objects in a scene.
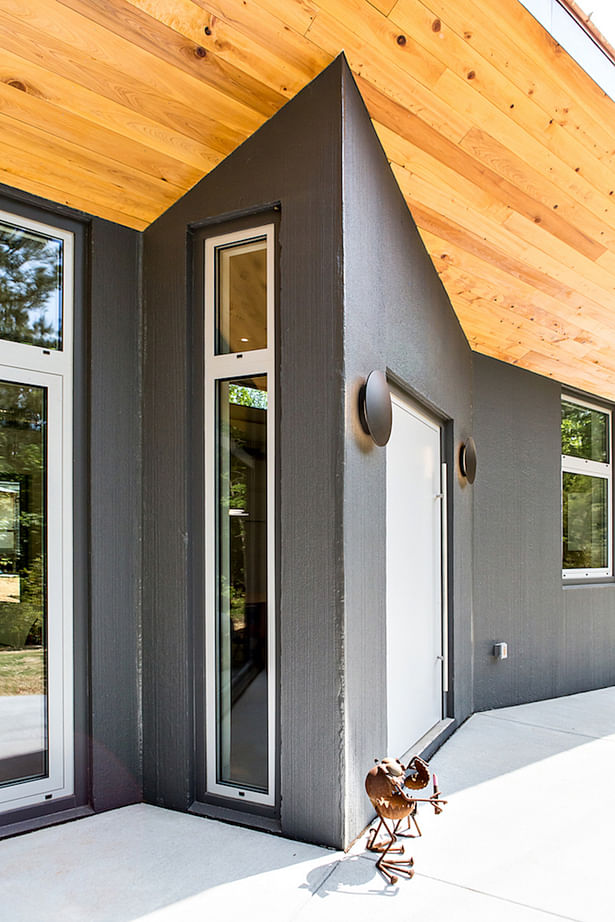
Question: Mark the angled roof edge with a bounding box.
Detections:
[520,0,615,100]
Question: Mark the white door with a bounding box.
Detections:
[386,392,443,758]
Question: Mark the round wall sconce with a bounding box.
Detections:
[358,370,392,447]
[459,437,477,483]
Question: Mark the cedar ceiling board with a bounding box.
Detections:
[0,23,246,161]
[0,47,227,172]
[369,0,398,16]
[517,349,614,390]
[395,0,615,169]
[0,2,263,142]
[410,164,615,305]
[437,265,594,343]
[445,285,603,357]
[247,0,319,34]
[423,231,615,336]
[412,203,605,310]
[192,0,332,77]
[391,150,510,226]
[391,157,615,300]
[125,0,316,95]
[0,132,158,224]
[394,169,615,310]
[596,250,615,277]
[459,301,608,367]
[358,77,611,256]
[308,27,472,143]
[486,0,615,138]
[57,0,288,117]
[22,0,274,133]
[502,211,615,294]
[315,0,615,231]
[432,67,615,238]
[0,141,149,227]
[0,113,180,216]
[0,166,148,230]
[307,16,470,142]
[452,294,596,358]
[306,0,448,89]
[416,0,615,164]
[374,122,510,220]
[389,0,615,207]
[459,127,611,253]
[0,82,203,192]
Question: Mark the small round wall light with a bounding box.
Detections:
[459,436,477,483]
[358,370,392,446]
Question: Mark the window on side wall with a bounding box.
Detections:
[562,395,612,579]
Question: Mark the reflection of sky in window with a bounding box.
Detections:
[0,222,62,350]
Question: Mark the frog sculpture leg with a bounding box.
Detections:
[365,757,447,885]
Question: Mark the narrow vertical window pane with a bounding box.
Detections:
[217,375,268,792]
[0,382,47,786]
[561,400,609,463]
[562,472,608,570]
[0,221,63,350]
[215,238,267,355]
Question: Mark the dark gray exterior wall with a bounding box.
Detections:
[473,354,615,710]
[0,188,143,834]
[142,60,345,846]
[89,219,143,810]
[340,67,474,841]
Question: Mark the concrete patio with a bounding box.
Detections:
[3,686,614,922]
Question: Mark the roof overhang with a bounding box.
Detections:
[2,0,615,398]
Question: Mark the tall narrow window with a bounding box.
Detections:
[204,225,275,807]
[0,210,73,812]
[562,396,612,579]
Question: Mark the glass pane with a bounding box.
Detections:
[217,375,268,791]
[562,471,608,570]
[215,238,267,355]
[562,400,609,463]
[0,381,47,786]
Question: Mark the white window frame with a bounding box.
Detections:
[204,224,276,807]
[562,394,612,580]
[0,211,73,810]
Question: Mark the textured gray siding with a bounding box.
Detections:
[341,65,474,841]
[473,354,615,710]
[142,59,346,846]
[89,219,143,810]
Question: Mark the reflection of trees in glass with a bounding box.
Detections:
[0,222,61,349]
[227,382,266,631]
[229,383,268,410]
[561,401,607,462]
[0,383,44,652]
[562,472,607,569]
[229,433,248,629]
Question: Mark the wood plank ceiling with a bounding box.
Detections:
[1,0,615,398]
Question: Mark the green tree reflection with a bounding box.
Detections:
[0,222,61,349]
[0,383,44,654]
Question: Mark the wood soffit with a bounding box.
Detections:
[2,0,615,399]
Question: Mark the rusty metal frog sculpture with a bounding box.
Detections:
[365,756,447,884]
